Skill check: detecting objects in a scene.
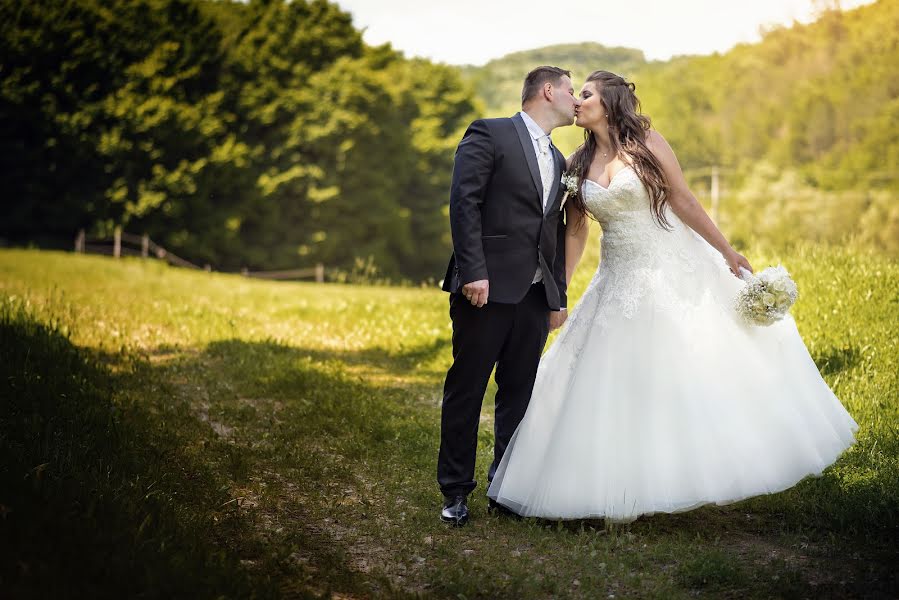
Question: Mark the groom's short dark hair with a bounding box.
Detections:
[521,66,571,106]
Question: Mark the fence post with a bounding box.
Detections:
[75,229,85,253]
[113,226,122,258]
[315,263,324,283]
[141,234,149,258]
[241,267,248,277]
[710,165,720,222]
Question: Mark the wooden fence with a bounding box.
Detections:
[74,227,325,282]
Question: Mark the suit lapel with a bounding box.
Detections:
[511,114,543,206]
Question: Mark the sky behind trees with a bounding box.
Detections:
[333,0,874,64]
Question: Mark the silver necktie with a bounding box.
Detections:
[537,135,553,211]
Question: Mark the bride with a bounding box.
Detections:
[486,70,858,523]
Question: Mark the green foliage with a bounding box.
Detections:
[0,0,477,279]
[465,1,898,256]
[649,2,899,254]
[460,42,646,115]
[720,161,899,255]
[2,0,895,279]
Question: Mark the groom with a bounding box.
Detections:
[437,66,578,525]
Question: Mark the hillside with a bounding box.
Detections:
[461,1,898,255]
[460,42,647,117]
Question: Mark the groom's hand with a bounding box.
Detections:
[549,309,567,331]
[462,279,489,307]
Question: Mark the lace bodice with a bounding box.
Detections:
[583,166,697,281]
[549,165,739,358]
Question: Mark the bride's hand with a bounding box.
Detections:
[724,250,753,279]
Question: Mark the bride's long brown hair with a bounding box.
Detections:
[570,71,671,228]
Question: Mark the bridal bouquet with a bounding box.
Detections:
[735,265,799,326]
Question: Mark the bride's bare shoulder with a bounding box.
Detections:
[644,130,679,162]
[644,129,669,149]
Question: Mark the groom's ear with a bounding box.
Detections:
[543,82,554,102]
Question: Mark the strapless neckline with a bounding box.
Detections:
[583,165,635,191]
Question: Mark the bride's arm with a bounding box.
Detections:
[646,130,753,277]
[565,205,590,286]
[563,154,590,286]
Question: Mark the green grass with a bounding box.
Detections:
[1,239,897,598]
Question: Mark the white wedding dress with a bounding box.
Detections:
[486,166,858,523]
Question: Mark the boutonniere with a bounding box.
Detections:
[559,171,579,212]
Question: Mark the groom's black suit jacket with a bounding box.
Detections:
[441,114,568,310]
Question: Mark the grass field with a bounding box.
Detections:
[1,238,897,599]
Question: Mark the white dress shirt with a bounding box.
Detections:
[518,111,555,286]
[519,110,556,208]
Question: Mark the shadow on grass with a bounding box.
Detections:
[813,343,861,375]
[187,337,443,482]
[146,333,452,388]
[153,336,899,597]
[5,312,897,598]
[0,308,280,598]
[189,337,897,531]
[0,307,400,598]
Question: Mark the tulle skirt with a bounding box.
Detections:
[487,230,858,523]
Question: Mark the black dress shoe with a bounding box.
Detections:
[487,497,522,520]
[440,495,469,526]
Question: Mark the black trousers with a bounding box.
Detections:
[437,282,551,497]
